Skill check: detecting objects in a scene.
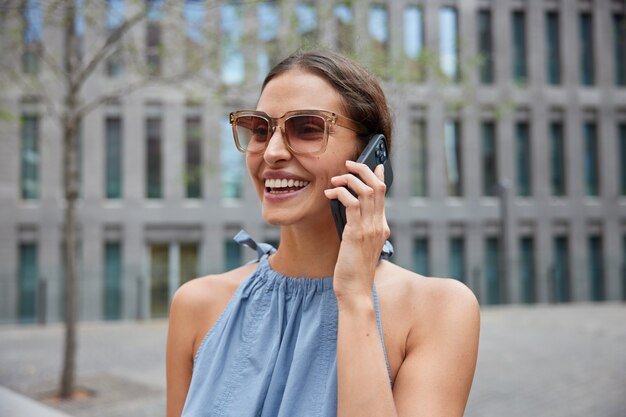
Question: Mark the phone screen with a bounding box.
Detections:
[330,134,393,239]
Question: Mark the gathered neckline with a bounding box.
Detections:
[255,255,335,292]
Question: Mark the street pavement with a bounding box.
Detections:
[0,303,624,417]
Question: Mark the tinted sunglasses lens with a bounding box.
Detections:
[235,116,269,152]
[285,115,326,153]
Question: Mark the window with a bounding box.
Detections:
[180,243,199,284]
[21,114,39,200]
[614,12,626,86]
[404,6,425,82]
[413,238,429,276]
[583,120,599,196]
[444,119,462,197]
[146,115,162,199]
[104,242,122,320]
[185,114,202,199]
[545,11,561,85]
[296,3,317,48]
[516,121,531,197]
[184,0,205,71]
[18,242,38,323]
[221,117,243,199]
[580,12,594,86]
[411,119,427,197]
[146,0,163,76]
[619,123,626,195]
[22,0,42,74]
[221,2,244,85]
[449,237,465,282]
[481,121,497,197]
[588,235,605,301]
[335,4,354,53]
[439,7,459,82]
[369,4,389,76]
[484,237,500,305]
[105,0,125,77]
[257,2,280,80]
[519,236,535,303]
[149,243,169,317]
[512,10,527,85]
[477,9,494,84]
[553,236,570,302]
[225,239,242,270]
[105,116,122,199]
[550,120,566,196]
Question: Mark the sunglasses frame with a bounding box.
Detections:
[229,109,368,155]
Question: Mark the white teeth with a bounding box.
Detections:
[264,178,310,191]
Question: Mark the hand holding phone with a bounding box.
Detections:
[330,134,393,239]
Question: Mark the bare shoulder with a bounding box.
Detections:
[375,261,480,343]
[169,262,259,355]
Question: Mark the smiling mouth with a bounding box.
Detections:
[264,178,310,194]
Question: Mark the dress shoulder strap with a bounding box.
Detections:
[233,230,277,263]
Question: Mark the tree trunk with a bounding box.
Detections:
[59,0,80,399]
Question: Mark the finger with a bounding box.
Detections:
[331,173,376,217]
[324,187,361,221]
[346,161,387,195]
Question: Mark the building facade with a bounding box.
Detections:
[1,0,625,324]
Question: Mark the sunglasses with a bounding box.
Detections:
[229,109,368,155]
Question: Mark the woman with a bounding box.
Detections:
[167,49,480,417]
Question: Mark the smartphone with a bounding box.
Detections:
[330,133,394,239]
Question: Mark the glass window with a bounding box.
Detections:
[545,11,561,85]
[413,238,429,276]
[588,235,605,301]
[519,236,535,303]
[481,121,497,197]
[146,0,163,76]
[185,115,202,199]
[369,4,389,75]
[512,11,527,85]
[335,3,354,53]
[18,243,38,323]
[180,243,199,284]
[444,119,462,197]
[449,237,465,282]
[104,241,122,320]
[614,13,626,86]
[184,0,205,71]
[583,121,599,196]
[221,2,244,85]
[484,237,500,305]
[617,123,626,195]
[296,3,317,47]
[21,114,39,200]
[257,2,280,80]
[411,119,427,197]
[149,243,169,318]
[146,116,162,199]
[550,121,566,196]
[477,9,494,84]
[225,239,242,271]
[105,116,122,199]
[221,117,243,199]
[439,7,459,82]
[22,0,42,74]
[553,236,570,302]
[404,6,424,82]
[579,12,594,86]
[516,121,531,197]
[105,0,125,77]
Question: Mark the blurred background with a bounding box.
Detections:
[0,0,625,416]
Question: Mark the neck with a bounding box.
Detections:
[269,219,341,278]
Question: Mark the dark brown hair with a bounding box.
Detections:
[261,49,393,153]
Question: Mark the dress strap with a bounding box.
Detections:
[381,240,394,260]
[233,230,277,263]
[373,285,393,386]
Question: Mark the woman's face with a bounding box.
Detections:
[247,69,360,228]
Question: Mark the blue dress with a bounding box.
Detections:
[182,231,392,417]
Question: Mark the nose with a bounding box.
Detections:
[263,126,292,165]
